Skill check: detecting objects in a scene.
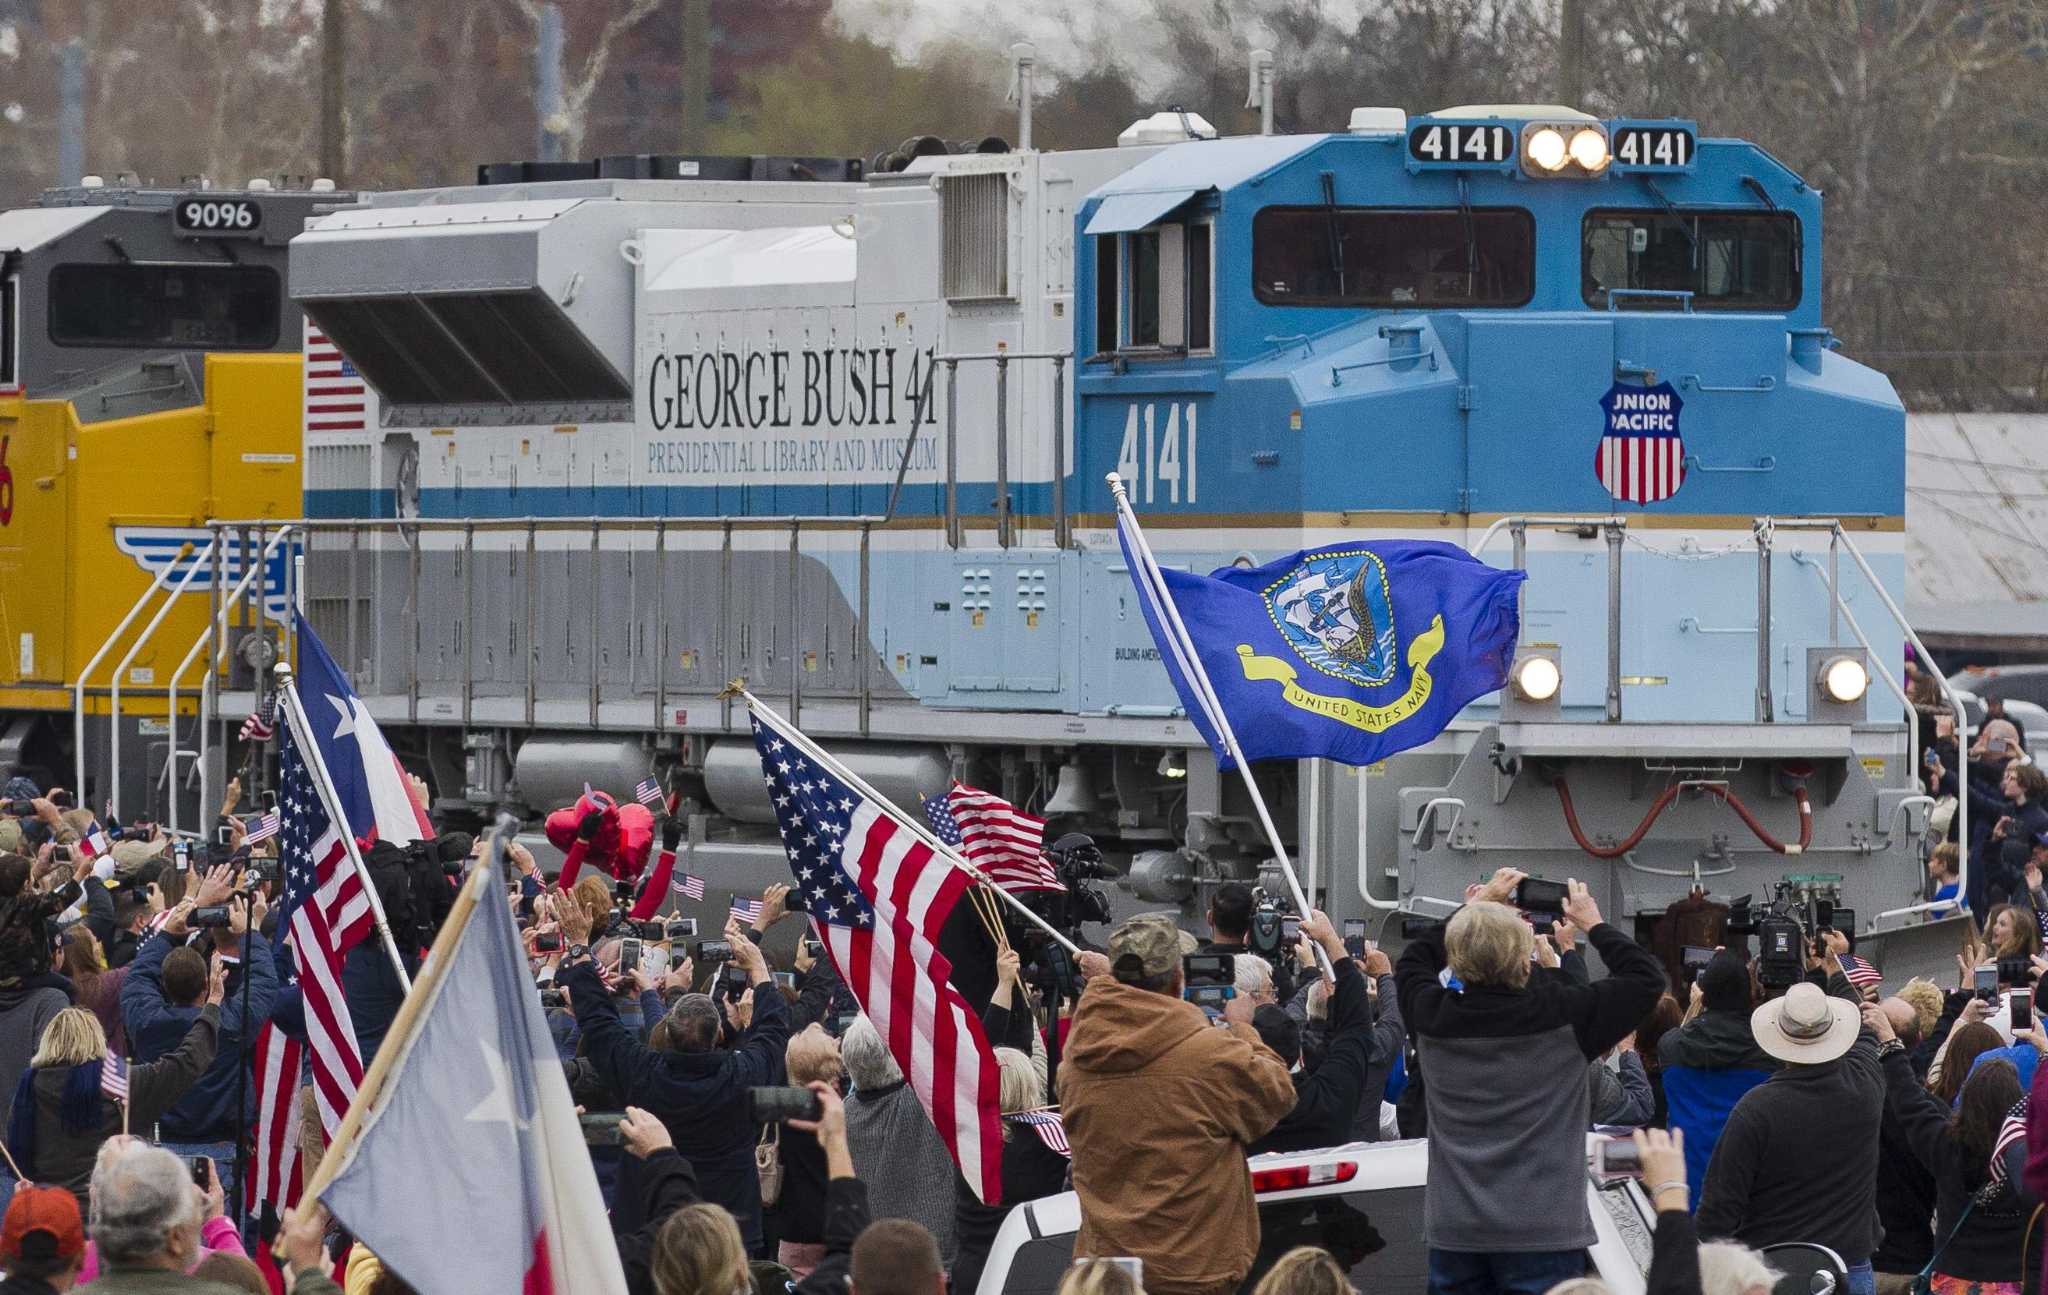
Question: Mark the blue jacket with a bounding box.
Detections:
[120,930,278,1141]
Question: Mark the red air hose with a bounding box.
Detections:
[1552,777,1813,858]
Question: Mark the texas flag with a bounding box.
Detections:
[292,610,430,845]
[320,864,625,1294]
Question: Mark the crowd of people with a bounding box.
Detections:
[0,767,2045,1295]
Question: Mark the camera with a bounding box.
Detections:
[1342,918,1369,960]
[1514,877,1569,916]
[191,904,234,928]
[666,918,697,942]
[1727,876,1850,989]
[172,840,191,872]
[695,938,733,964]
[1182,953,1236,1015]
[1035,834,1115,929]
[748,1086,823,1123]
[1593,1139,1640,1176]
[1247,895,1296,961]
[539,987,567,1010]
[613,877,635,900]
[245,858,279,884]
[578,1111,624,1146]
[535,931,562,953]
[51,846,70,864]
[214,824,235,849]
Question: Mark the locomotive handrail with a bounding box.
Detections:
[186,526,295,835]
[1330,351,1439,386]
[1682,453,1777,474]
[1680,374,1777,394]
[937,351,1075,551]
[1471,516,1627,721]
[107,541,218,820]
[1605,288,1695,312]
[73,541,197,807]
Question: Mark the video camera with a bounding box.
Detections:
[1726,875,1849,988]
[1247,890,1303,962]
[1015,833,1115,1002]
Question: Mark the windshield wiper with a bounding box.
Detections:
[1319,170,1346,298]
[1641,177,1698,268]
[1457,174,1478,295]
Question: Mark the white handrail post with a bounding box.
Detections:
[75,542,194,802]
[107,542,216,821]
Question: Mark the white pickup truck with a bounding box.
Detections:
[972,1137,1662,1295]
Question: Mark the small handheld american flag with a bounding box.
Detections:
[1839,952,1882,990]
[730,897,764,924]
[239,693,277,743]
[1990,1096,2029,1188]
[634,778,663,808]
[674,874,706,901]
[244,811,280,845]
[100,1054,129,1103]
[1009,1108,1070,1157]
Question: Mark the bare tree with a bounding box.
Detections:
[501,0,667,161]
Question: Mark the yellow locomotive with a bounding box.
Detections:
[0,179,338,826]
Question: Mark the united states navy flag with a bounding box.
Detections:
[1119,526,1525,768]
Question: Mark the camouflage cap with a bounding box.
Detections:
[1108,912,1182,982]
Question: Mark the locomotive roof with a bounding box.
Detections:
[0,204,105,255]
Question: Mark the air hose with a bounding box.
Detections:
[1553,776,1813,859]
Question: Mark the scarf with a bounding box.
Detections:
[5,1060,107,1179]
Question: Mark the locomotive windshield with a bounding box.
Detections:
[47,263,281,350]
[1251,207,1534,308]
[1581,210,1798,310]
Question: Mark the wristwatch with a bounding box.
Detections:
[566,944,590,964]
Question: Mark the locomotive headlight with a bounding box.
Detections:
[1526,128,1568,172]
[1568,128,1610,171]
[1511,654,1562,703]
[1819,655,1869,704]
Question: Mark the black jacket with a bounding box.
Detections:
[617,1147,701,1295]
[795,1178,872,1295]
[1873,1098,1938,1272]
[1647,1209,1701,1295]
[1254,959,1374,1155]
[1695,974,1883,1262]
[951,1120,1071,1295]
[1657,1010,1779,1075]
[564,960,791,1250]
[1878,1045,2037,1279]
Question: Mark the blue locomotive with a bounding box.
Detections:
[259,96,1923,945]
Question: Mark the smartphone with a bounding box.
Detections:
[695,939,733,964]
[1594,1139,1640,1176]
[1342,918,1368,960]
[2013,988,2034,1033]
[773,970,796,991]
[641,943,669,975]
[1828,909,1857,937]
[184,1154,212,1189]
[1682,945,1716,981]
[748,1086,823,1123]
[578,1111,625,1146]
[666,917,698,941]
[172,840,191,872]
[1281,916,1302,946]
[534,931,563,953]
[214,824,235,849]
[613,877,635,900]
[1096,1259,1145,1285]
[1514,877,1569,916]
[619,938,642,973]
[1976,964,2001,1000]
[803,936,825,960]
[51,846,70,863]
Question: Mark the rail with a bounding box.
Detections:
[938,351,1071,550]
[73,541,198,803]
[1472,516,1625,721]
[107,543,216,819]
[188,526,296,831]
[206,514,878,744]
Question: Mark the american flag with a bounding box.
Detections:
[100,1054,129,1103]
[634,778,663,808]
[247,1024,305,1216]
[1839,952,1882,989]
[730,897,763,924]
[243,811,280,845]
[751,704,1003,1203]
[925,784,1063,895]
[275,711,373,1135]
[1990,1096,2029,1188]
[239,692,277,743]
[674,874,706,901]
[1009,1108,1070,1158]
[304,323,369,434]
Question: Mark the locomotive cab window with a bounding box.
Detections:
[0,273,16,388]
[1252,207,1534,308]
[47,263,281,350]
[1582,210,1799,310]
[1096,221,1213,356]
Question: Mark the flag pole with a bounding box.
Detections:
[272,662,414,993]
[742,691,1083,958]
[293,814,508,1213]
[1108,473,1332,977]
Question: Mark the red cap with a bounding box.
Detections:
[0,1184,84,1263]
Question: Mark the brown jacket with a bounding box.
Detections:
[1058,979,1296,1295]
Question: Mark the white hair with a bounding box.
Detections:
[1306,977,1330,1022]
[90,1144,198,1264]
[1233,952,1274,1000]
[1697,1242,1780,1295]
[840,1013,903,1092]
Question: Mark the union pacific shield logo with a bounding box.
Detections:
[1594,380,1686,505]
[1263,548,1399,688]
